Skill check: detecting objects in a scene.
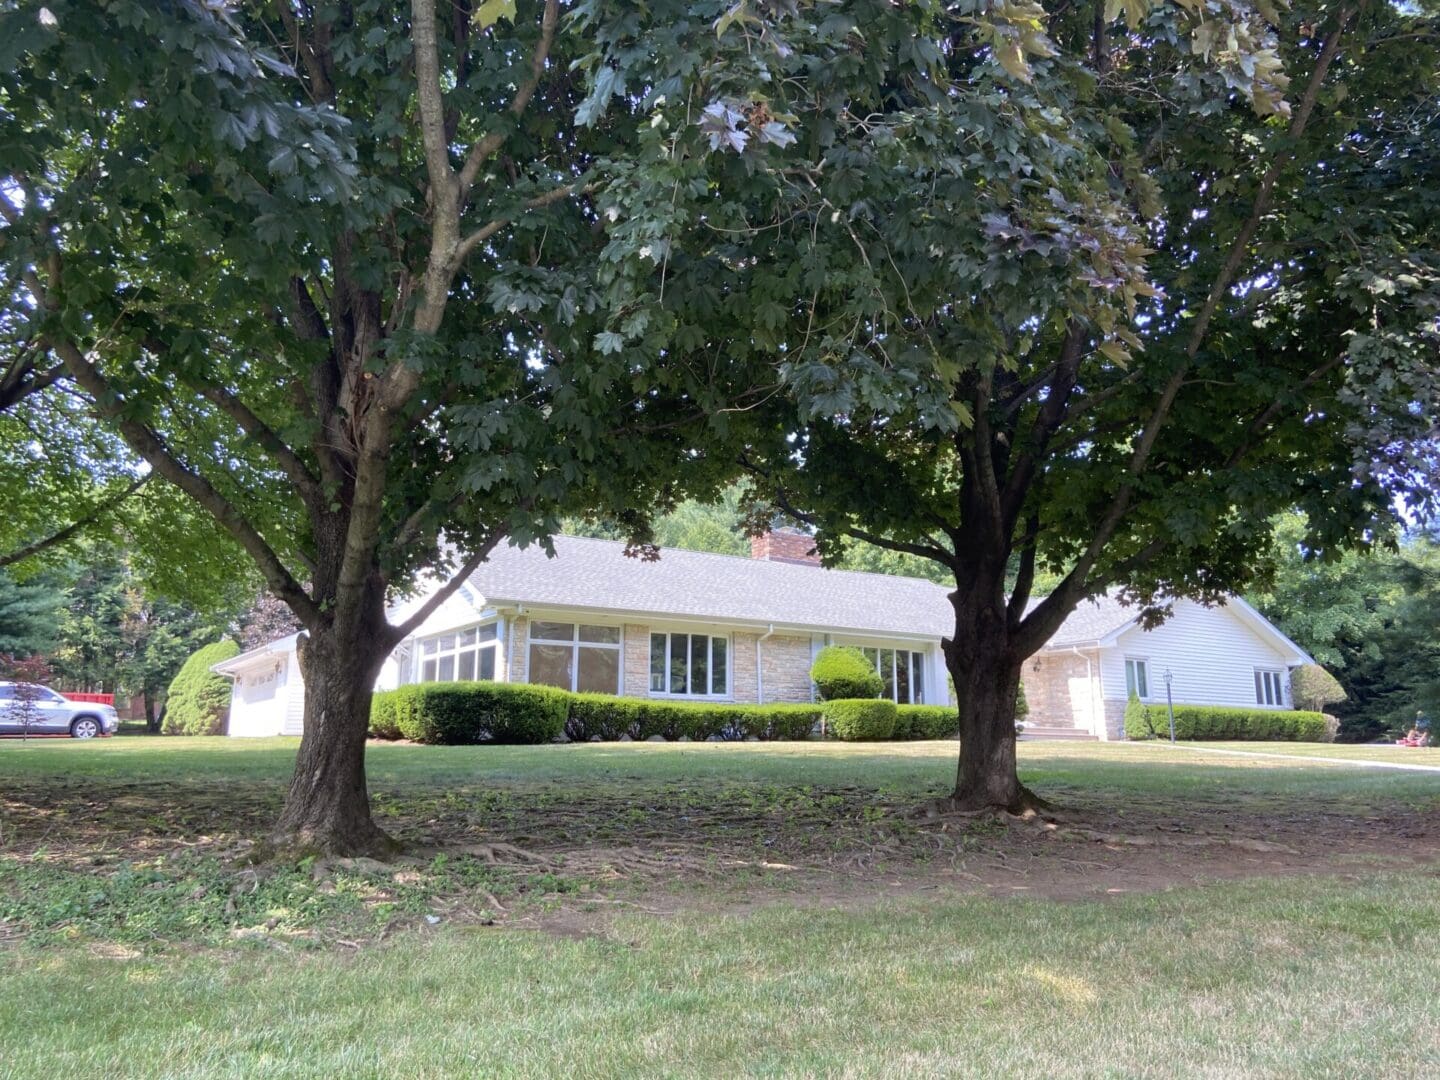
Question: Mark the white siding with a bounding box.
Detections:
[1098,600,1294,709]
[227,656,291,737]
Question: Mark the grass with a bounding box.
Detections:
[4,737,1440,1076]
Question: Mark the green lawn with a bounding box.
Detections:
[3,738,1439,1077]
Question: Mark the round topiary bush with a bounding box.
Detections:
[823,698,898,741]
[810,646,883,701]
[1290,664,1346,713]
[163,640,240,735]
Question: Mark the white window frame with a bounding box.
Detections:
[1254,667,1285,707]
[649,631,731,699]
[418,622,500,683]
[858,646,927,705]
[1125,656,1151,701]
[527,621,622,694]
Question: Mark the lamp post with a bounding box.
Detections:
[1164,668,1177,743]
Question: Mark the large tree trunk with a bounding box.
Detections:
[946,644,1033,811]
[270,618,396,856]
[144,689,161,734]
[941,566,1046,814]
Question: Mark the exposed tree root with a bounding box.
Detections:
[448,842,551,866]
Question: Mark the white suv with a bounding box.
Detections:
[0,682,120,738]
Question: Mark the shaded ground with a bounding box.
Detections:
[3,739,1438,950]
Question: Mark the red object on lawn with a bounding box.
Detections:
[61,691,114,705]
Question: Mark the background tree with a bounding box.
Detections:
[588,0,1438,810]
[1252,516,1440,739]
[0,569,61,656]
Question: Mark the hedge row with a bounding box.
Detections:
[1124,697,1331,742]
[370,682,963,745]
[370,682,568,745]
[565,693,820,743]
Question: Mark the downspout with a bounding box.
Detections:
[1069,645,1100,739]
[756,624,776,705]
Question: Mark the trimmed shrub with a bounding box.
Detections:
[1124,699,1330,742]
[372,682,567,745]
[163,640,240,735]
[565,694,821,742]
[737,704,822,741]
[1291,664,1347,713]
[1016,681,1029,721]
[369,684,422,740]
[824,698,898,741]
[810,646,883,701]
[893,704,959,740]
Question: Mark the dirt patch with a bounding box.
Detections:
[4,774,1438,946]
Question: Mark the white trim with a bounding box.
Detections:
[1253,666,1287,708]
[1124,655,1152,701]
[649,629,734,700]
[415,620,500,683]
[525,619,623,695]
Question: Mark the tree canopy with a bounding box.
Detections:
[582,0,1439,806]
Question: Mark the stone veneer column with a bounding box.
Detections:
[507,616,529,684]
[731,631,759,703]
[622,624,651,697]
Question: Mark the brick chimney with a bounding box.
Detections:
[749,527,821,566]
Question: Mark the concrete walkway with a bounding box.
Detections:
[1178,744,1440,774]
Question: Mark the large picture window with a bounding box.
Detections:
[1254,668,1285,707]
[420,623,499,682]
[650,632,728,697]
[528,622,621,694]
[859,647,926,704]
[1125,657,1150,700]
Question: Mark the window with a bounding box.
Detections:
[1255,668,1285,707]
[420,623,498,683]
[859,648,927,704]
[528,622,621,694]
[650,632,728,697]
[1125,657,1150,700]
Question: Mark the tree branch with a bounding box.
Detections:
[177,373,323,507]
[1034,8,1357,618]
[455,0,561,196]
[453,180,590,264]
[0,474,149,569]
[52,338,322,628]
[386,530,507,644]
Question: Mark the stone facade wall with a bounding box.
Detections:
[760,634,815,704]
[1102,698,1127,740]
[622,624,651,697]
[1025,650,1103,733]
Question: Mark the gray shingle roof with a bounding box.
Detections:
[1037,592,1138,647]
[468,535,955,638]
[467,535,1145,646]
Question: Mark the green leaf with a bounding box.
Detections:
[473,0,516,30]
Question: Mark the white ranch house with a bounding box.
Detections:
[216,530,1312,740]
